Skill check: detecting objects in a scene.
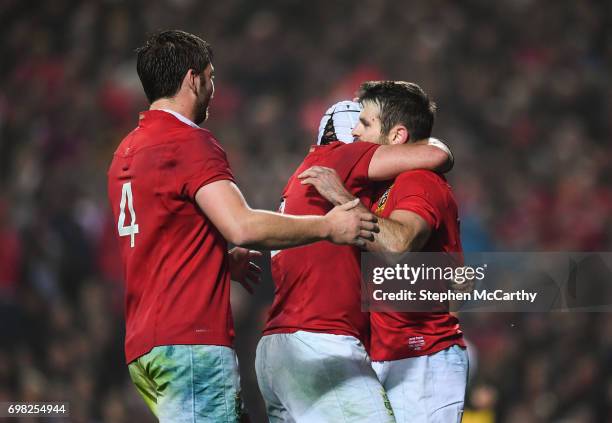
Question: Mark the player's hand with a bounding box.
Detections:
[325,198,379,247]
[228,247,263,294]
[298,166,354,206]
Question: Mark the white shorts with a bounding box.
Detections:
[372,345,469,423]
[255,331,396,423]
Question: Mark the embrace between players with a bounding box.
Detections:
[107,30,468,423]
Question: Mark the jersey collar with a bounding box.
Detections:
[159,108,200,129]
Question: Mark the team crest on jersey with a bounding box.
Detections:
[375,184,393,215]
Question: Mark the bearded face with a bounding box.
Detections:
[194,64,215,124]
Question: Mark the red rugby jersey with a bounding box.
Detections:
[263,141,380,345]
[370,170,466,361]
[107,110,235,364]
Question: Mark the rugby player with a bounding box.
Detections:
[255,98,454,422]
[107,30,378,423]
[300,81,468,423]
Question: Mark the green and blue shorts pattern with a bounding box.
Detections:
[128,345,244,423]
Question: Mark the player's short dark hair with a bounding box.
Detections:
[357,81,436,140]
[136,30,213,104]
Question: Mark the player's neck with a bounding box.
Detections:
[150,98,196,123]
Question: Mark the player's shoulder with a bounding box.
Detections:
[311,141,378,166]
[114,128,138,153]
[392,170,453,201]
[395,169,445,186]
[174,124,214,141]
[337,140,378,153]
[151,112,218,146]
[178,127,226,154]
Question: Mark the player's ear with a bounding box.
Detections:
[184,69,198,94]
[389,125,409,145]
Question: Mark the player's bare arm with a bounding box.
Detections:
[298,166,431,252]
[368,138,453,181]
[195,180,378,249]
[298,138,452,204]
[364,209,431,253]
[298,166,358,207]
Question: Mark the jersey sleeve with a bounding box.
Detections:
[176,130,235,200]
[330,142,380,189]
[390,171,443,229]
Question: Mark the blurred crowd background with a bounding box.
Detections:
[1,0,611,422]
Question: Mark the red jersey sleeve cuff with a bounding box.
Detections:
[187,172,235,201]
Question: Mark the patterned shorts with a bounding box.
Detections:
[128,345,244,423]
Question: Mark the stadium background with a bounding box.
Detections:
[1,0,611,422]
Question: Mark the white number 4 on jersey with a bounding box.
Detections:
[118,182,139,247]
